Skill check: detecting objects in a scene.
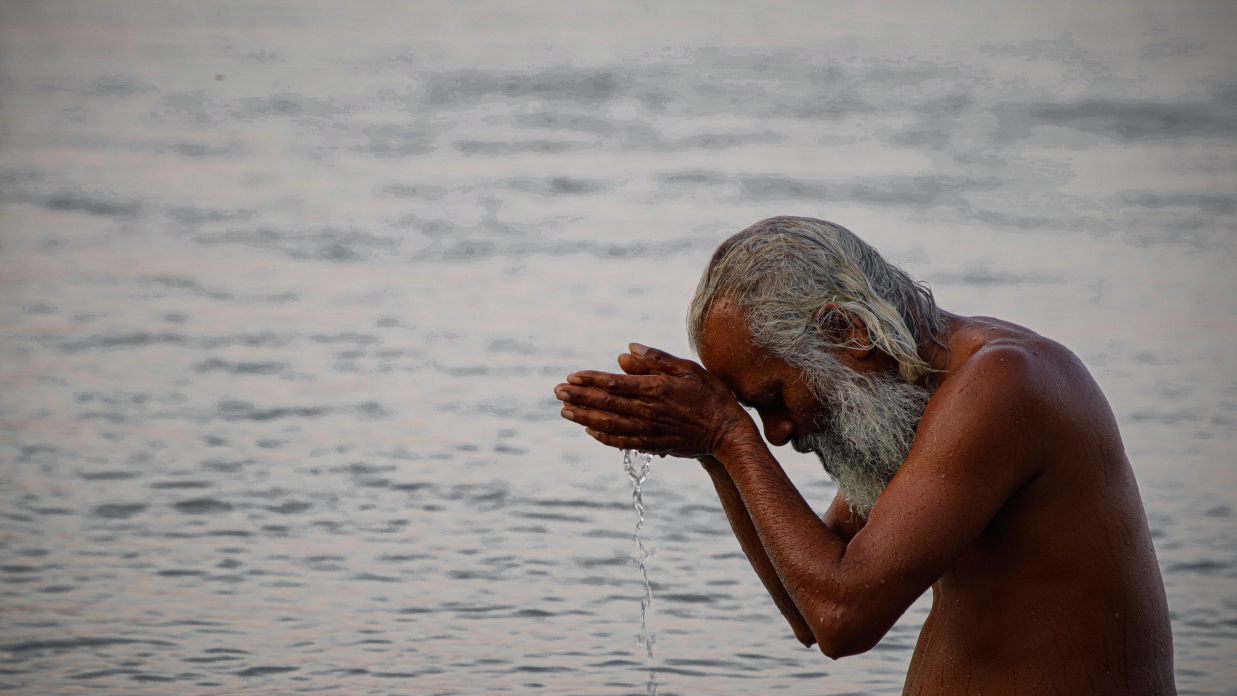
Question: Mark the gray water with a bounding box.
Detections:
[1,2,1234,694]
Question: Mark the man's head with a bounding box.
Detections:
[690,217,944,517]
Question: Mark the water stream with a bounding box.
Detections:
[623,449,657,695]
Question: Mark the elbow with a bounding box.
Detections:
[792,624,817,650]
[810,606,883,660]
[817,632,878,660]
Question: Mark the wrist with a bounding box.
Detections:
[711,415,763,464]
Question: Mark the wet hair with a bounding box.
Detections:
[687,216,946,382]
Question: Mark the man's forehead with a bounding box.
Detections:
[702,298,746,334]
[698,299,765,374]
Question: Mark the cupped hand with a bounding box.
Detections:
[553,343,755,458]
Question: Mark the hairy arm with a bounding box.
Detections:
[704,458,868,646]
[700,455,816,646]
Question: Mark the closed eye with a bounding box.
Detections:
[742,390,783,413]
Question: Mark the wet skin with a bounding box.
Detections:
[555,301,1176,695]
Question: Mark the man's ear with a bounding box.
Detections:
[815,304,877,361]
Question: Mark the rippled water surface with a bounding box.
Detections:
[1,2,1235,693]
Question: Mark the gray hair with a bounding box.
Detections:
[687,216,946,382]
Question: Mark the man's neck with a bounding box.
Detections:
[919,310,967,387]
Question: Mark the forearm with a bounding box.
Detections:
[713,429,862,656]
[700,455,816,647]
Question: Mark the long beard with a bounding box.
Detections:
[792,353,931,519]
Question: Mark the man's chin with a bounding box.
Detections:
[791,435,820,455]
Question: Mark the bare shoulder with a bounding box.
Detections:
[923,316,1114,466]
[877,323,1064,513]
[942,316,1093,398]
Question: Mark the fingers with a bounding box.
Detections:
[584,427,679,454]
[621,351,677,377]
[628,343,700,378]
[618,352,654,375]
[554,383,654,419]
[565,370,660,398]
[560,403,651,436]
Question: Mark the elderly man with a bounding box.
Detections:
[554,217,1175,694]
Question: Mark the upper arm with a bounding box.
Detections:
[823,345,1053,647]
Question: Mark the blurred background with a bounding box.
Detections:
[0,1,1233,694]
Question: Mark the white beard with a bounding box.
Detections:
[791,353,931,519]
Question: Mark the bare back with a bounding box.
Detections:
[904,318,1175,694]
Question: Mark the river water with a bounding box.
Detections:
[1,2,1234,694]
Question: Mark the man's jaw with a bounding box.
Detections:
[778,346,932,517]
[792,431,836,475]
[798,429,889,518]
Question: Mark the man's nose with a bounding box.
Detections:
[759,412,795,447]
